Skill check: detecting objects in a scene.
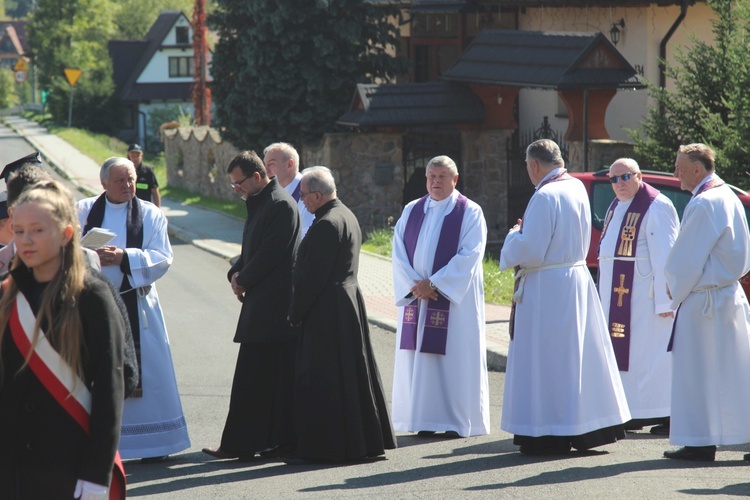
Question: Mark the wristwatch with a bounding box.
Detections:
[429,281,437,290]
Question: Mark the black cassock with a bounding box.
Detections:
[288,199,396,462]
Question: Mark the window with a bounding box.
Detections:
[175,26,190,45]
[169,56,194,77]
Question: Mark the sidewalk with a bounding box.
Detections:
[3,115,511,370]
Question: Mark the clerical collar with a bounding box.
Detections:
[425,189,457,212]
[692,173,717,197]
[536,167,564,190]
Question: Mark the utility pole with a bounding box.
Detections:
[192,0,211,126]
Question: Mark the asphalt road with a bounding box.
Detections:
[3,122,750,498]
[129,241,750,499]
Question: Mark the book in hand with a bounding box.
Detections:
[80,228,116,249]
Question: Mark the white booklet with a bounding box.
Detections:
[80,227,116,249]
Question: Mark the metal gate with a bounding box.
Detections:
[402,128,462,206]
[505,117,569,227]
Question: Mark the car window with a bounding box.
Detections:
[653,185,691,219]
[590,181,692,231]
[591,181,614,231]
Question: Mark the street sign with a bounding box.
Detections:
[13,59,27,72]
[64,68,83,87]
[14,70,27,83]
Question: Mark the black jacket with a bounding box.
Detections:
[0,264,125,488]
[228,178,300,343]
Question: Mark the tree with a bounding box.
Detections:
[27,0,120,132]
[0,68,20,109]
[630,0,750,188]
[112,0,203,39]
[209,0,407,151]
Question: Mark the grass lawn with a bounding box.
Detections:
[363,227,514,305]
[24,113,246,220]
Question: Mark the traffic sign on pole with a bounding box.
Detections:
[14,70,27,83]
[64,68,83,87]
[13,59,28,72]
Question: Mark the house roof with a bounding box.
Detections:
[337,82,484,128]
[441,29,644,90]
[108,10,191,101]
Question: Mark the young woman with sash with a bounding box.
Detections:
[0,181,126,499]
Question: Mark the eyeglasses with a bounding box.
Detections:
[230,176,251,189]
[609,172,637,184]
[300,190,318,199]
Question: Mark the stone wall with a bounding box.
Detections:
[567,139,637,172]
[302,132,404,235]
[162,126,240,201]
[162,125,516,250]
[461,129,513,247]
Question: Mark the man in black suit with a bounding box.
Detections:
[286,166,396,464]
[203,150,301,460]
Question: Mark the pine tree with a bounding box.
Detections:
[209,0,407,151]
[630,0,750,187]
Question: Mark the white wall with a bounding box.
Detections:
[137,14,213,84]
[516,3,715,141]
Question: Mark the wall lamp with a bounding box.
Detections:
[610,18,626,46]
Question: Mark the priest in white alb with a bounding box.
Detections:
[500,139,630,455]
[598,159,679,435]
[78,157,190,462]
[391,155,490,438]
[663,143,750,462]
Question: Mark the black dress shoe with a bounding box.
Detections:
[140,455,170,464]
[650,424,670,436]
[663,446,716,462]
[417,430,436,436]
[202,447,242,460]
[443,431,460,438]
[744,453,750,462]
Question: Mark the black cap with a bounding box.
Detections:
[1,151,42,183]
[127,144,143,153]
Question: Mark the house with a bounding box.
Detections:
[331,0,716,243]
[0,20,28,71]
[390,0,712,146]
[108,10,212,149]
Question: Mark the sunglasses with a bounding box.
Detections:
[609,172,636,184]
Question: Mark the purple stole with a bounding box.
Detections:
[599,182,659,370]
[291,181,301,202]
[509,169,572,340]
[400,193,468,355]
[667,175,725,351]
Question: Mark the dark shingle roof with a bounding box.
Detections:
[337,82,484,128]
[441,29,643,89]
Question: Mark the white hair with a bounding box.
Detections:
[100,157,135,182]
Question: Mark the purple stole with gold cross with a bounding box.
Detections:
[509,168,572,340]
[599,182,659,370]
[667,175,725,352]
[400,193,468,355]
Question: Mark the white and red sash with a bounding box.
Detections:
[8,291,126,499]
